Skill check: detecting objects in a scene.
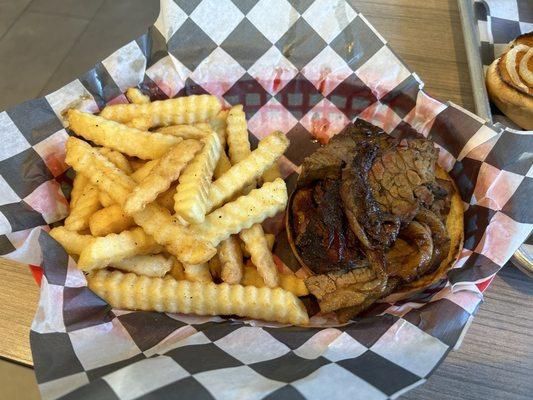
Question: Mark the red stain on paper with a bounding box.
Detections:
[29,264,43,286]
[310,117,330,144]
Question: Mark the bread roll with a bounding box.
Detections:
[485,32,533,130]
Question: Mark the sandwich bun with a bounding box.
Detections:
[485,32,533,130]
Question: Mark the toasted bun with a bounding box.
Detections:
[384,166,464,302]
[485,32,533,130]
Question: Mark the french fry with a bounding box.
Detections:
[208,254,221,280]
[210,142,240,276]
[98,148,132,174]
[211,110,231,178]
[210,110,229,148]
[213,151,232,179]
[210,143,239,279]
[183,263,212,282]
[64,183,100,231]
[130,159,147,171]
[241,233,275,257]
[66,138,215,264]
[242,266,308,297]
[96,147,133,207]
[156,124,208,140]
[220,121,282,287]
[226,104,250,164]
[87,269,309,325]
[126,116,152,131]
[207,132,289,211]
[193,122,212,132]
[218,235,244,284]
[68,109,181,160]
[66,137,136,206]
[70,173,88,207]
[124,139,203,215]
[112,254,173,278]
[262,162,282,183]
[98,191,115,207]
[240,224,279,288]
[156,184,177,211]
[49,227,95,255]
[100,95,221,127]
[169,259,186,280]
[66,145,135,229]
[133,203,216,265]
[77,227,162,272]
[191,178,287,248]
[89,204,134,236]
[173,132,221,224]
[125,88,150,104]
[131,159,158,183]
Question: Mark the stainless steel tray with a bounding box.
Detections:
[457,0,532,276]
[457,0,493,123]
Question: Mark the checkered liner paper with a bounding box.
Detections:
[0,0,531,399]
[474,0,532,127]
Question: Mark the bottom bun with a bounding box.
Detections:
[485,59,533,130]
[383,166,464,302]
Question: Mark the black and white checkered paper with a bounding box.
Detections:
[0,1,531,399]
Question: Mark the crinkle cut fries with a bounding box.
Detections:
[51,91,309,325]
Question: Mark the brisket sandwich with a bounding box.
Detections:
[287,120,463,322]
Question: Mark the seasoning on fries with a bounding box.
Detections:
[54,91,307,325]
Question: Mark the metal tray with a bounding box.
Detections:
[457,0,533,276]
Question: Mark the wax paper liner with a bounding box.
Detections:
[0,1,531,399]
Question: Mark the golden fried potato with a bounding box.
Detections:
[96,148,133,207]
[66,137,136,206]
[64,183,100,232]
[156,184,177,211]
[218,235,244,284]
[240,224,279,288]
[66,138,215,265]
[49,227,95,256]
[98,191,115,207]
[88,269,309,325]
[242,266,308,297]
[125,88,150,104]
[210,110,229,146]
[70,173,88,207]
[192,178,287,247]
[133,203,216,265]
[112,254,173,278]
[241,233,275,257]
[129,158,147,171]
[89,204,134,236]
[68,110,181,159]
[130,159,158,183]
[100,95,221,127]
[156,124,208,140]
[183,263,212,282]
[124,139,202,215]
[261,162,282,183]
[213,151,232,179]
[207,131,289,211]
[168,258,186,280]
[126,116,152,131]
[98,148,132,174]
[173,132,221,224]
[208,254,221,280]
[226,104,250,164]
[78,227,162,272]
